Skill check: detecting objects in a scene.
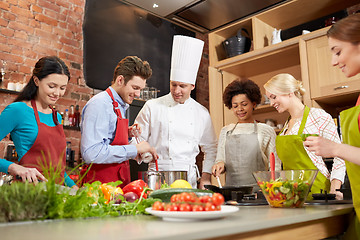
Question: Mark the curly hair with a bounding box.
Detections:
[223,78,262,109]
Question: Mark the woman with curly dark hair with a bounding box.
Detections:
[212,79,281,189]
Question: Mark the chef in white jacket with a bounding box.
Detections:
[135,35,217,189]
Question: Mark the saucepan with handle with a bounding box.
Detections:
[204,184,253,201]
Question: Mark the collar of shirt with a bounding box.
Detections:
[165,93,192,107]
[109,86,129,111]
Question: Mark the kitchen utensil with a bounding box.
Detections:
[216,176,222,188]
[222,28,251,58]
[312,192,336,200]
[131,126,153,165]
[204,185,253,201]
[253,170,318,208]
[140,171,162,190]
[139,171,187,190]
[269,152,275,180]
[145,205,239,221]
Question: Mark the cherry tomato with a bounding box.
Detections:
[192,204,204,212]
[179,192,193,202]
[165,203,179,211]
[211,193,225,206]
[199,195,211,203]
[204,202,217,211]
[170,194,180,203]
[179,203,192,211]
[152,201,164,211]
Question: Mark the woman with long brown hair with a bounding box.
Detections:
[304,13,360,238]
[0,56,77,188]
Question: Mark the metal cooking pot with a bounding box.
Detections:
[139,171,187,190]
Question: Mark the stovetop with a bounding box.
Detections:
[305,199,353,205]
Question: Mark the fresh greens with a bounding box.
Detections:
[0,180,160,223]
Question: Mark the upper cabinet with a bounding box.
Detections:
[306,35,360,101]
[208,0,360,136]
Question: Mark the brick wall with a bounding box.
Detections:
[0,0,90,163]
[0,0,211,167]
[196,33,210,110]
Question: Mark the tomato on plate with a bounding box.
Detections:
[192,205,204,212]
[199,195,211,203]
[179,203,192,211]
[166,203,180,211]
[211,193,225,206]
[152,201,164,211]
[204,202,217,211]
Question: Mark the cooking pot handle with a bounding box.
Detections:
[237,28,250,38]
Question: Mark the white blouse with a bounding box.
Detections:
[280,107,346,183]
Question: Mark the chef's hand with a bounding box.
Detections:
[304,136,338,158]
[8,163,47,184]
[129,123,141,138]
[212,162,225,177]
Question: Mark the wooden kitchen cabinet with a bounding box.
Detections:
[208,0,359,135]
[306,35,360,103]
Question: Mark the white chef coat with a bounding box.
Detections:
[135,93,217,188]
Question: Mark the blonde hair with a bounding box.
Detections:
[264,73,306,100]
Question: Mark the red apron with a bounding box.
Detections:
[19,100,66,183]
[81,88,131,188]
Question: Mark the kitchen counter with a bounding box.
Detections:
[0,204,354,240]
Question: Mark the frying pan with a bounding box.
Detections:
[204,185,253,201]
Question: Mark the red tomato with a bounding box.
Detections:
[199,195,211,203]
[179,192,192,202]
[192,204,204,212]
[179,203,192,211]
[152,201,164,211]
[211,193,225,206]
[204,202,217,211]
[165,203,179,211]
[170,194,180,203]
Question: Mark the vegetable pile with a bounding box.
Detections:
[151,192,225,212]
[257,178,311,208]
[0,179,159,223]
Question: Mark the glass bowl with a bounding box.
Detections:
[253,170,318,208]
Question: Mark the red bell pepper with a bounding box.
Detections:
[122,180,148,199]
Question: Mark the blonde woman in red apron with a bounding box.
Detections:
[264,73,345,199]
[305,14,360,238]
[212,79,281,189]
[0,56,77,188]
[80,56,158,187]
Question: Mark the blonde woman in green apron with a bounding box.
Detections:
[264,73,345,200]
[304,13,360,239]
[212,79,281,189]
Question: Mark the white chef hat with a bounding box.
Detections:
[170,35,204,85]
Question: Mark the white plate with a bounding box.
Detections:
[145,205,239,221]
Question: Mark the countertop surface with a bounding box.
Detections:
[0,204,354,240]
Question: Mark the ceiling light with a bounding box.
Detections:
[153,3,158,8]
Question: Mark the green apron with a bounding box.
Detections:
[276,106,330,195]
[340,100,360,239]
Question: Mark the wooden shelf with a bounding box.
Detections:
[63,125,80,131]
[254,104,274,114]
[208,0,360,135]
[0,88,20,95]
